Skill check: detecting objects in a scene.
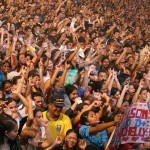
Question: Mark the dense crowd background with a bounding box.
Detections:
[0,0,150,149]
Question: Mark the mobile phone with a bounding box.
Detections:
[76,97,82,104]
[77,99,82,104]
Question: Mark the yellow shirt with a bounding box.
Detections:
[43,111,72,141]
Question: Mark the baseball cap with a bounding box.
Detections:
[48,94,64,108]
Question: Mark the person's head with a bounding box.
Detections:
[101,56,110,69]
[128,56,135,65]
[20,127,40,147]
[48,94,64,118]
[18,53,26,65]
[118,73,130,85]
[1,61,10,74]
[34,15,40,24]
[34,75,41,88]
[6,98,18,113]
[33,109,43,127]
[140,88,148,101]
[0,113,18,145]
[47,60,53,70]
[28,18,33,27]
[64,129,78,149]
[98,71,107,81]
[65,84,78,102]
[50,29,57,37]
[121,101,129,113]
[76,103,88,114]
[128,84,135,95]
[90,65,98,76]
[32,92,43,109]
[11,76,22,90]
[28,71,40,85]
[111,87,120,99]
[1,80,12,94]
[80,110,99,126]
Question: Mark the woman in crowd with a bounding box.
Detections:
[0,113,21,150]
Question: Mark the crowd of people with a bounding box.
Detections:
[0,0,150,149]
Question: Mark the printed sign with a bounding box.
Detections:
[65,69,78,85]
[109,102,150,149]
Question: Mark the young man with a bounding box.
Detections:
[43,94,72,141]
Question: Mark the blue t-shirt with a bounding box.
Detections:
[79,125,108,149]
[0,70,5,86]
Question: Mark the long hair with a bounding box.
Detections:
[0,113,17,145]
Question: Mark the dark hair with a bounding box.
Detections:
[28,70,39,78]
[88,80,104,92]
[17,53,25,61]
[11,76,22,85]
[111,87,118,96]
[78,37,85,43]
[1,80,12,89]
[101,56,109,62]
[65,84,77,96]
[76,103,88,111]
[31,92,43,100]
[0,113,17,145]
[118,73,130,85]
[33,109,42,117]
[6,98,16,105]
[66,129,77,136]
[80,110,90,125]
[1,61,11,68]
[65,129,78,149]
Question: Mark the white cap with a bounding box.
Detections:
[7,71,21,80]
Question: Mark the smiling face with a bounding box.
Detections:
[4,82,12,94]
[128,85,135,94]
[48,103,62,118]
[69,90,78,102]
[34,96,43,109]
[19,54,26,65]
[1,62,10,73]
[102,58,110,68]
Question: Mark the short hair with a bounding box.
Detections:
[31,92,43,100]
[20,127,37,145]
[101,56,109,62]
[28,70,39,78]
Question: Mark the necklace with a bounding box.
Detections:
[46,111,58,121]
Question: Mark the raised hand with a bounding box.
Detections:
[78,139,86,150]
[114,114,121,124]
[54,135,63,146]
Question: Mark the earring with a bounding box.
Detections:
[28,139,31,144]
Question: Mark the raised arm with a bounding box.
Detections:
[89,114,121,133]
[26,95,33,127]
[132,80,144,104]
[116,84,128,109]
[44,66,60,94]
[57,62,70,88]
